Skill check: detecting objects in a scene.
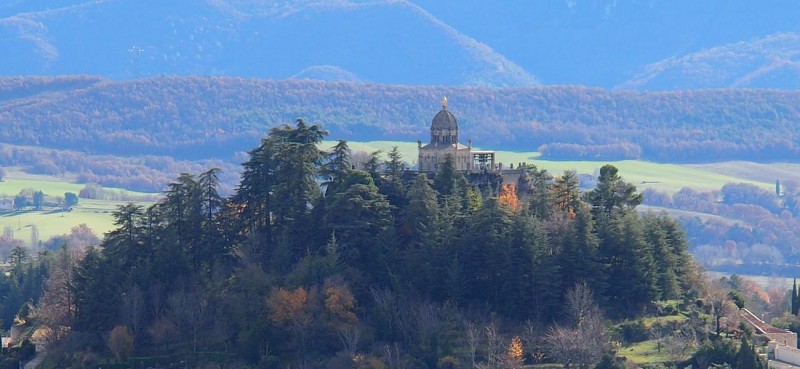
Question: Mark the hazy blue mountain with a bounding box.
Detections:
[0,0,537,87]
[2,0,800,89]
[416,0,800,88]
[618,33,800,90]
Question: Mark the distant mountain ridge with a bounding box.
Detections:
[2,1,800,89]
[618,32,800,90]
[3,76,800,164]
[0,0,537,87]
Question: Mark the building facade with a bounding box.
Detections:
[417,97,477,173]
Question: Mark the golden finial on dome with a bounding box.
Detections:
[442,96,448,108]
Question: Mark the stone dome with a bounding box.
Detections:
[431,107,458,130]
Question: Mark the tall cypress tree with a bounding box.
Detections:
[793,278,798,315]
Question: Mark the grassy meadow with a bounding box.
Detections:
[0,169,157,244]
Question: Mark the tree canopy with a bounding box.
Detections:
[30,121,699,368]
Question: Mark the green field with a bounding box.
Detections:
[334,140,774,194]
[0,170,157,245]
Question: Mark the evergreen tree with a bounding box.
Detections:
[552,170,581,215]
[32,191,44,210]
[198,168,224,267]
[324,171,393,283]
[362,149,383,179]
[434,154,457,198]
[735,336,764,369]
[162,173,202,253]
[793,278,799,315]
[462,198,514,309]
[234,119,327,261]
[103,204,145,272]
[322,140,352,195]
[643,214,681,300]
[527,165,553,219]
[402,174,439,248]
[507,213,551,318]
[557,202,602,295]
[73,247,118,340]
[380,146,408,219]
[598,210,659,315]
[587,164,642,217]
[235,136,280,236]
[270,119,326,229]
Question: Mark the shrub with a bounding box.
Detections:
[618,319,649,343]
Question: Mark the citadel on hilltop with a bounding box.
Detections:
[417,97,497,173]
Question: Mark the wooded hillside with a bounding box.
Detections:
[13,121,702,368]
[3,76,800,164]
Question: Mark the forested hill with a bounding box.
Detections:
[3,76,800,163]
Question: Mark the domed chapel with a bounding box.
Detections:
[417,97,496,173]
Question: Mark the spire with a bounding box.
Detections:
[442,96,448,109]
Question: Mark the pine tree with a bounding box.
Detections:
[527,165,553,219]
[557,202,602,296]
[552,170,580,216]
[73,247,119,337]
[587,164,642,217]
[323,171,393,282]
[644,214,681,300]
[402,174,439,248]
[380,146,408,218]
[322,140,352,195]
[462,198,515,309]
[198,168,224,266]
[598,210,659,315]
[362,149,383,178]
[434,154,457,198]
[103,204,145,272]
[736,336,764,369]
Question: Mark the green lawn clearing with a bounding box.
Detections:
[619,339,675,364]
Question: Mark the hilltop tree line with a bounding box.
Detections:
[3,76,800,164]
[25,120,701,368]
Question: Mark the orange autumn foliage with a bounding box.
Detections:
[499,184,520,212]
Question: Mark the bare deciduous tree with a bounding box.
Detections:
[120,284,146,342]
[463,320,481,369]
[664,327,696,363]
[478,322,504,369]
[708,285,737,337]
[35,250,77,344]
[545,283,609,369]
[338,325,361,356]
[169,281,210,352]
[382,342,411,369]
[108,325,135,363]
[147,316,177,352]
